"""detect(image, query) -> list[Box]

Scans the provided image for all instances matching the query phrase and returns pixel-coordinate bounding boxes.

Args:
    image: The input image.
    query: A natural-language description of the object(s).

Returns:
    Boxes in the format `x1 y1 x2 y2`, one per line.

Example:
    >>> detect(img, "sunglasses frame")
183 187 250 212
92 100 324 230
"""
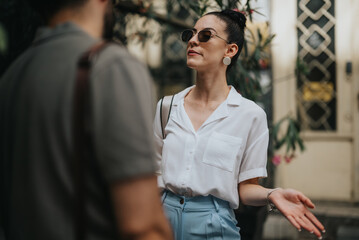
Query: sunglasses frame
181 29 230 44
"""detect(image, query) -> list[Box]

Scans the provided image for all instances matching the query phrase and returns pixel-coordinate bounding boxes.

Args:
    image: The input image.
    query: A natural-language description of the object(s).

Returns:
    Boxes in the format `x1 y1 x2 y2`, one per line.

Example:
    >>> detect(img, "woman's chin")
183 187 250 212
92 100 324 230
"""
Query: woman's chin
186 60 201 70
187 64 196 70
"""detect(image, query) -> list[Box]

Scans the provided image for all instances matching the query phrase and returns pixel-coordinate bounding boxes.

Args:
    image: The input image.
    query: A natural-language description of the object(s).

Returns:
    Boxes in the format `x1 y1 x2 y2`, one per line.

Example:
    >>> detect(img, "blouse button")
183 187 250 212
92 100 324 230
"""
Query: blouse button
180 198 184 204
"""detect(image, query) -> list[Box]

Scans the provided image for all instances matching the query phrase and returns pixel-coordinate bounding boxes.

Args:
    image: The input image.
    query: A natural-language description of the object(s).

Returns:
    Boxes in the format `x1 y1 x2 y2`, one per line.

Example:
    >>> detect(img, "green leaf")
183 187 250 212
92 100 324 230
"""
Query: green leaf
0 24 7 54
243 39 249 57
297 138 305 151
257 28 262 42
275 137 286 149
252 9 266 17
214 0 223 9
228 0 241 9
263 34 275 48
285 136 291 154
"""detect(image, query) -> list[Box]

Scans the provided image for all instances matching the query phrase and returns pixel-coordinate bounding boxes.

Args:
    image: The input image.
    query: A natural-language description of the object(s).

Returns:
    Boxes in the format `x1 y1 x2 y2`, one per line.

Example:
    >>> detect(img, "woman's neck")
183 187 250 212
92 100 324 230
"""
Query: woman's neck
190 70 230 103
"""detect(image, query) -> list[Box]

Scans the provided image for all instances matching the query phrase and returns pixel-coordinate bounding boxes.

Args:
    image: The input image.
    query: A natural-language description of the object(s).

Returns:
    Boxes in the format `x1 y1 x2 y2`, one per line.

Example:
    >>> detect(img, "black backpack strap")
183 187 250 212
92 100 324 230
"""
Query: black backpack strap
160 95 175 139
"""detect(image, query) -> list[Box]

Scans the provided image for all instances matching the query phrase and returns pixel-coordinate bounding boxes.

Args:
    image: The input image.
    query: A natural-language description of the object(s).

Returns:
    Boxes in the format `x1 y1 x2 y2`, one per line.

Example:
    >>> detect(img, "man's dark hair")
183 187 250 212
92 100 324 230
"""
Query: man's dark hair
26 0 88 21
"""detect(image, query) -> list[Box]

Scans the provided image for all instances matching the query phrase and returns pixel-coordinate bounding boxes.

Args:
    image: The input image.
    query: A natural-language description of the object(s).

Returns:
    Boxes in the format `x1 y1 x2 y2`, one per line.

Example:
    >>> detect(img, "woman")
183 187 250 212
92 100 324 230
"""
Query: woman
154 9 325 240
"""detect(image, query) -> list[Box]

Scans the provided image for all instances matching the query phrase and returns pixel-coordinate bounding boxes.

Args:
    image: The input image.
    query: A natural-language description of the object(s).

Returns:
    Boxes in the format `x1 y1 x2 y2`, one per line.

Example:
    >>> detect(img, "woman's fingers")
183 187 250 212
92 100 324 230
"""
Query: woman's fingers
276 188 326 239
286 213 323 239
297 193 325 233
299 214 322 238
305 210 325 232
294 215 310 231
286 215 301 231
298 193 315 208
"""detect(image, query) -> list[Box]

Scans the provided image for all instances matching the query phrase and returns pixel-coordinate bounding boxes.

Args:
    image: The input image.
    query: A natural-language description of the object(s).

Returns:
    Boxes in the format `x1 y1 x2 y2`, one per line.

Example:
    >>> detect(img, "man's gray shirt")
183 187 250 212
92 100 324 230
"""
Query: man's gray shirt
0 22 156 240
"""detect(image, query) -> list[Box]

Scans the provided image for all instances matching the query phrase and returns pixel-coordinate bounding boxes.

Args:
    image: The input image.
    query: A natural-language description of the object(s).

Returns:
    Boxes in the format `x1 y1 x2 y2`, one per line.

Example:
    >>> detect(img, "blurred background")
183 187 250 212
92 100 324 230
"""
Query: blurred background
1 0 358 239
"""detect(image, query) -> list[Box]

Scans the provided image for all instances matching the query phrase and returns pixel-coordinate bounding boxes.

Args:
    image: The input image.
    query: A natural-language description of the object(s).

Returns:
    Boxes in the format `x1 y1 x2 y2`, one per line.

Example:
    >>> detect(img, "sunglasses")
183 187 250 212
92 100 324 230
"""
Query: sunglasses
181 29 229 44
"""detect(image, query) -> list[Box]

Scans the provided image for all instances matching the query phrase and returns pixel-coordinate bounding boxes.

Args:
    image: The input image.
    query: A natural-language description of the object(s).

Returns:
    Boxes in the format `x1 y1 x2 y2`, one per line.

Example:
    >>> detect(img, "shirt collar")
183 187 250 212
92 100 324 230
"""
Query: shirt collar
172 85 242 107
172 86 194 106
227 85 243 106
33 21 94 46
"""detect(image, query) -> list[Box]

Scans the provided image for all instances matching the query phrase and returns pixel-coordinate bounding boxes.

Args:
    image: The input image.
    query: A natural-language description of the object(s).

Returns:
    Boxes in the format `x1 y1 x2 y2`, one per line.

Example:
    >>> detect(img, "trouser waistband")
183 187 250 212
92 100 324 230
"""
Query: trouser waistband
161 190 230 211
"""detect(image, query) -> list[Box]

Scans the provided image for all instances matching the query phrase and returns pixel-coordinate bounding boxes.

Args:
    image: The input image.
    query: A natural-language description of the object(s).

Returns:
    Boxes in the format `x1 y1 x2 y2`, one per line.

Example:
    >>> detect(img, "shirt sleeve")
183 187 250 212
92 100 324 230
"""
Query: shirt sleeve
238 107 269 183
90 46 157 183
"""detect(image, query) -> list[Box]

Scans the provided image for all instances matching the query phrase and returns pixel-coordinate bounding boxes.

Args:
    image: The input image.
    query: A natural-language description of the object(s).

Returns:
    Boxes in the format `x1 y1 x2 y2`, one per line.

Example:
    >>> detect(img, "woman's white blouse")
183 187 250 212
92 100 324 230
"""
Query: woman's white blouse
153 86 268 209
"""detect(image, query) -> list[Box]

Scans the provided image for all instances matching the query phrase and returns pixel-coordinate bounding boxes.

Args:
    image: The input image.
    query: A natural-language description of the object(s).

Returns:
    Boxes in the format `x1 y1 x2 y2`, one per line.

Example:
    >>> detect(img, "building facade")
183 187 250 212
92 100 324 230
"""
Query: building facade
271 0 359 203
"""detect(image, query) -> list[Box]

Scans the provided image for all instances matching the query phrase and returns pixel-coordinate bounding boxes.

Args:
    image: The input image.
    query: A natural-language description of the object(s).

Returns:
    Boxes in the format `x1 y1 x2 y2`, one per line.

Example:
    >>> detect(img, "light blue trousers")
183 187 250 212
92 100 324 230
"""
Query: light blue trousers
162 190 241 240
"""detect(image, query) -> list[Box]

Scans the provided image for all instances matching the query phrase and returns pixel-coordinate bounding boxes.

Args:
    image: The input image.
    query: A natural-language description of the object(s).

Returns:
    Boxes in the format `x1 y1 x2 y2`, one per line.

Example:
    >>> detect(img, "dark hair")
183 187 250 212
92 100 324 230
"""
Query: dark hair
26 0 88 22
205 10 246 72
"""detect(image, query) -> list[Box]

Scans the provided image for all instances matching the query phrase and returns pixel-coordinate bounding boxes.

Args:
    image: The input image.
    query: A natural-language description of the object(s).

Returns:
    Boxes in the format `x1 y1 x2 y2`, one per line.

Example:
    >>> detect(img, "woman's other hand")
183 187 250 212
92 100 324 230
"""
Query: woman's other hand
268 188 325 239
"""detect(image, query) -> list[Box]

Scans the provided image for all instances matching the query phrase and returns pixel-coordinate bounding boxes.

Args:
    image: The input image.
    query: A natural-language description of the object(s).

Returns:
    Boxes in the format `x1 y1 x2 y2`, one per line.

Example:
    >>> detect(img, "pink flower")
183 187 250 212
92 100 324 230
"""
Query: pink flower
272 155 281 166
232 8 239 12
240 11 247 16
284 155 293 163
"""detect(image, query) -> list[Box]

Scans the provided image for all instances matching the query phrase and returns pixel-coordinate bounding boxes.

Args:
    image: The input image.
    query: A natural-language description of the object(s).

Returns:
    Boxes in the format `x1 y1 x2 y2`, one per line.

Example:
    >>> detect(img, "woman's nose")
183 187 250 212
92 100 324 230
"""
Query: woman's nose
188 32 199 46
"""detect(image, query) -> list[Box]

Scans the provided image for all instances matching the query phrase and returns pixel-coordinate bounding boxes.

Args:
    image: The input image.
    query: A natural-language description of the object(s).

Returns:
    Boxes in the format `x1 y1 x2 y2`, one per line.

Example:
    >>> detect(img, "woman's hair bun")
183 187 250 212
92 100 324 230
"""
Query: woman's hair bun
221 9 247 30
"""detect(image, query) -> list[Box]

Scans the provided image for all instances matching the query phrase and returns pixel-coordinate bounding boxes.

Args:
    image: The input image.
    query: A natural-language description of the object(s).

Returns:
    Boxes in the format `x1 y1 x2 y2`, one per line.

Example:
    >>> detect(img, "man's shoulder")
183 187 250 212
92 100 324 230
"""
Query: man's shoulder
89 42 154 100
95 42 144 69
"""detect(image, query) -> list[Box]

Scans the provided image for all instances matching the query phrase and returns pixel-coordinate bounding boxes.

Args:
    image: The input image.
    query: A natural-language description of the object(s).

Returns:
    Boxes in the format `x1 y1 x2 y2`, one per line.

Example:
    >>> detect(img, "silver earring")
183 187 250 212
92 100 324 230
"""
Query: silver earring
223 57 231 66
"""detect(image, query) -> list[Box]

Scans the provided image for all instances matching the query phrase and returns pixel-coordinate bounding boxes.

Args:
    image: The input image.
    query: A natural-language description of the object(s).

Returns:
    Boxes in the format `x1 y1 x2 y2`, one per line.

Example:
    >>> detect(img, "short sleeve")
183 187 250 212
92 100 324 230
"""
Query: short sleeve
238 108 269 183
90 46 157 182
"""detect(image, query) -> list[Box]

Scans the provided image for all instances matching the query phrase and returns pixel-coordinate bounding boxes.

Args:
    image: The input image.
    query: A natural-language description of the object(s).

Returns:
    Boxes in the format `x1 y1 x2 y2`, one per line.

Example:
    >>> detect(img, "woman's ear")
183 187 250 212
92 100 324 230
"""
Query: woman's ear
225 43 239 58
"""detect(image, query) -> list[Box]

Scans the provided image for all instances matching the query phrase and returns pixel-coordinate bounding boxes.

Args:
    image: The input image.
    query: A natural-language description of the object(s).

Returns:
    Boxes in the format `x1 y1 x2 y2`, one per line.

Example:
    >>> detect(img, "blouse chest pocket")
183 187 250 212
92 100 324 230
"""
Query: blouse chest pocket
202 132 242 172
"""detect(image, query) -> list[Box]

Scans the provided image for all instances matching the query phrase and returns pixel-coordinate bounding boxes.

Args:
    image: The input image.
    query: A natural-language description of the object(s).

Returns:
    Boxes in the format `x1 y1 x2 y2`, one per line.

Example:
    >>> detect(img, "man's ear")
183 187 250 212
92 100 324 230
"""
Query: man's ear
225 43 239 58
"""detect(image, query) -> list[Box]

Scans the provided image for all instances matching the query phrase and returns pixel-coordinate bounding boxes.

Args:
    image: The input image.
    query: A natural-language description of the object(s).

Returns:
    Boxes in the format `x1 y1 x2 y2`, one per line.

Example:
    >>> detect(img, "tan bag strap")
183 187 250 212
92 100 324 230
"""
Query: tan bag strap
73 41 110 240
160 95 175 139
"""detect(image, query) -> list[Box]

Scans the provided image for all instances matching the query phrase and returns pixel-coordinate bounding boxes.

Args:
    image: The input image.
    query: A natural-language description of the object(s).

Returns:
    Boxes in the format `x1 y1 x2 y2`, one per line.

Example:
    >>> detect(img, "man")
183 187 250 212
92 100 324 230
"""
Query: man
0 0 172 239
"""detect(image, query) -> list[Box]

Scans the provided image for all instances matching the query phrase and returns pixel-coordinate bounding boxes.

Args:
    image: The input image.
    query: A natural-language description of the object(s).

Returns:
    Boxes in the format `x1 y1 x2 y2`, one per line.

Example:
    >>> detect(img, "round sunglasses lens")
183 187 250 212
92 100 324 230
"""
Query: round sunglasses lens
181 30 193 42
198 31 211 42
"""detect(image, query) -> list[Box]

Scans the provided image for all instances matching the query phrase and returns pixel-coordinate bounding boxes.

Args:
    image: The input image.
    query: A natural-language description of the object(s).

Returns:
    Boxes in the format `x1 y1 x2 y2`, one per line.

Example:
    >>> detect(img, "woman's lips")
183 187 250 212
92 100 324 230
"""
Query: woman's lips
188 50 201 56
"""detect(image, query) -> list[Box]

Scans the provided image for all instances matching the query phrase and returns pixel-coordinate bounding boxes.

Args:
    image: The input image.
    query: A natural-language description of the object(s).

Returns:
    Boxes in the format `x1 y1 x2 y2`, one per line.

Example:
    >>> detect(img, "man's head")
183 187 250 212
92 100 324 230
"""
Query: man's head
102 0 115 40
27 0 88 22
27 0 115 39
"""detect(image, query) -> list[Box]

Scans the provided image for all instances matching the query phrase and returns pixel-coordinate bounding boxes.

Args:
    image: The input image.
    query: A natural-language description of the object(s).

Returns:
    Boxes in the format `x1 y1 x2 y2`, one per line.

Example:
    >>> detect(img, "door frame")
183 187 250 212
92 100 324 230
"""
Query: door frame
352 0 359 202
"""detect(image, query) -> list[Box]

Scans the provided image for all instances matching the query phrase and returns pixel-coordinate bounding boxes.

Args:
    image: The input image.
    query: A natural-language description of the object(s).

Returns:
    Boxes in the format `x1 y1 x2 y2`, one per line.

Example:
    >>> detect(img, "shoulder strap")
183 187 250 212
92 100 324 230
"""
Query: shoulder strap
160 95 175 139
73 41 109 240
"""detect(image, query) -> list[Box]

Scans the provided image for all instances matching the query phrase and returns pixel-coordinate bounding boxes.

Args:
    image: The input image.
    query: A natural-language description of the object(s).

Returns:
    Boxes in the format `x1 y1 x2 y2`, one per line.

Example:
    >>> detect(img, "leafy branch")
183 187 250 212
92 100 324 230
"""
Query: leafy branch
228 25 276 101
271 116 305 165
270 58 310 166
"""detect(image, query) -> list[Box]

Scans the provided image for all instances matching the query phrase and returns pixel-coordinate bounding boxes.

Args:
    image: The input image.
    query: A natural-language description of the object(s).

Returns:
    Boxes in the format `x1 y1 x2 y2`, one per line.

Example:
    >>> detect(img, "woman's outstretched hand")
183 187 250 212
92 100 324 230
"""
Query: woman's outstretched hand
268 188 325 239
